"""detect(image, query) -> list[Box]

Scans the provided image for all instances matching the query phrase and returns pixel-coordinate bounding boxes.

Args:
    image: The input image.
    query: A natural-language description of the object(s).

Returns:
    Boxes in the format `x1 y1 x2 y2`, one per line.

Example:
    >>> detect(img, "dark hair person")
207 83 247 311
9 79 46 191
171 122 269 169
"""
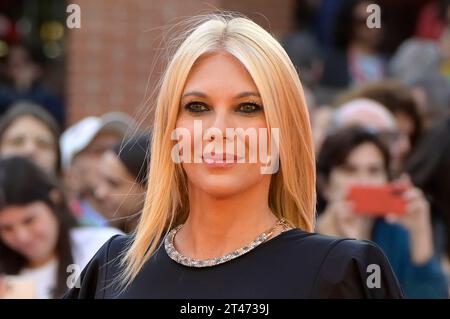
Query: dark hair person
337 80 423 168
0 101 62 175
112 133 150 187
65 13 402 299
95 133 151 233
0 157 121 298
316 126 448 298
407 118 450 263
0 43 65 126
321 0 387 88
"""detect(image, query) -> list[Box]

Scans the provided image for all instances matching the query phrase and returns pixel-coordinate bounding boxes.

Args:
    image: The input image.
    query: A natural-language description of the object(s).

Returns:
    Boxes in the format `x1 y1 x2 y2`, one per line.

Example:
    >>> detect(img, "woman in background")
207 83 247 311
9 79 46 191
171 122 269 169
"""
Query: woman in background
0 157 121 298
321 0 387 88
337 80 423 175
95 133 151 233
0 101 61 176
407 118 450 278
316 126 448 298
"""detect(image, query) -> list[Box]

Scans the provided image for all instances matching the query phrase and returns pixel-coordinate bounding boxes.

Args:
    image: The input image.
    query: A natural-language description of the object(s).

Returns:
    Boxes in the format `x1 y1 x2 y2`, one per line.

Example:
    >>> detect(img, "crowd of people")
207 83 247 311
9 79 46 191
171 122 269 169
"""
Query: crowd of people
0 0 449 298
291 0 450 298
0 102 151 298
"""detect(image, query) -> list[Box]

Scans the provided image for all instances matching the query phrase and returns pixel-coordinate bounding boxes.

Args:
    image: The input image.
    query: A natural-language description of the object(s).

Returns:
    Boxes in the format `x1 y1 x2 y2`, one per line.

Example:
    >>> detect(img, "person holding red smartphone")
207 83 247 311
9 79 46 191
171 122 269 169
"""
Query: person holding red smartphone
316 126 448 298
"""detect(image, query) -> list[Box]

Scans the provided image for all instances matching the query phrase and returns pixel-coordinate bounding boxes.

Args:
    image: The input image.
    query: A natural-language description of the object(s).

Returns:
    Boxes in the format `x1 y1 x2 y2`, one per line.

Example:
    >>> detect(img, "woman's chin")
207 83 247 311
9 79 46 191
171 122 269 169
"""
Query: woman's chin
184 164 267 198
195 177 251 198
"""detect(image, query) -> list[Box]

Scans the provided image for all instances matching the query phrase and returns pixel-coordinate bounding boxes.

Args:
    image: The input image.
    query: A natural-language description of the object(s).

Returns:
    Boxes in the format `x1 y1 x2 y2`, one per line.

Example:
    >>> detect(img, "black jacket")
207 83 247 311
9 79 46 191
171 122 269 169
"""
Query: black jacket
64 229 403 299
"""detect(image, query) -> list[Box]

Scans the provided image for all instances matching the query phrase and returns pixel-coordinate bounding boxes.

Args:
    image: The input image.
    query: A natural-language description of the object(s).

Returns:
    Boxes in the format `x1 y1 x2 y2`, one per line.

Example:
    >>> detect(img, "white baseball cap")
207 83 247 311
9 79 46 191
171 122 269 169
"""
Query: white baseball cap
60 112 135 168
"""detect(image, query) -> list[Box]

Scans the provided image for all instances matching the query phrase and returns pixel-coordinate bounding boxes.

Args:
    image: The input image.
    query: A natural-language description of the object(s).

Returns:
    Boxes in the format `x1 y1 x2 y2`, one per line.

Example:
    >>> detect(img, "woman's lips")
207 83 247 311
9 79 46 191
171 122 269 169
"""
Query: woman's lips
201 153 244 167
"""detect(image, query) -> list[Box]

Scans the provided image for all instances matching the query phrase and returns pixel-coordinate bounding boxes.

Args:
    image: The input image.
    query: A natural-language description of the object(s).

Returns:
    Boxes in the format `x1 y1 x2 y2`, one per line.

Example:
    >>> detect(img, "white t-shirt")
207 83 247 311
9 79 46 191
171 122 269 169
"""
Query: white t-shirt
19 227 122 299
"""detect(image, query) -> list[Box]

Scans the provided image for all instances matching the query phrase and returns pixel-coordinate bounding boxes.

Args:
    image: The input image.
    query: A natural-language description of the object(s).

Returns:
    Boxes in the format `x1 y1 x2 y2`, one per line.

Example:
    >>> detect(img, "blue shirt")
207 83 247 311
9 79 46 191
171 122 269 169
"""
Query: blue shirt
373 219 449 298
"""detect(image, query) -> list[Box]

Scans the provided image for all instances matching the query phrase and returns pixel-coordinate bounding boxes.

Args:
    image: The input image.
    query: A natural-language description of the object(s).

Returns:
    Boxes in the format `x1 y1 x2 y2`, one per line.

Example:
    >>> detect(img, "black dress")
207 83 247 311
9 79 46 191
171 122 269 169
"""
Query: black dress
63 228 403 298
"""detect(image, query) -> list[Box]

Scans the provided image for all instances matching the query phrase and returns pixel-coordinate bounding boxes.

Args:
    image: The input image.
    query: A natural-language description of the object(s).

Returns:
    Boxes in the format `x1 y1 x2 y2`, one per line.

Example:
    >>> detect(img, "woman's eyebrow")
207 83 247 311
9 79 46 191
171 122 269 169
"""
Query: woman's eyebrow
181 91 261 98
235 92 261 98
182 91 207 98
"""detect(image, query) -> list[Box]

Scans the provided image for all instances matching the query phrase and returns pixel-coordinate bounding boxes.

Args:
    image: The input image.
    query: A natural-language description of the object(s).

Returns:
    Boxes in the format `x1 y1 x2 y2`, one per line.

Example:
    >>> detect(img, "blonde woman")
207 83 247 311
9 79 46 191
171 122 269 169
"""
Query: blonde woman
64 13 403 298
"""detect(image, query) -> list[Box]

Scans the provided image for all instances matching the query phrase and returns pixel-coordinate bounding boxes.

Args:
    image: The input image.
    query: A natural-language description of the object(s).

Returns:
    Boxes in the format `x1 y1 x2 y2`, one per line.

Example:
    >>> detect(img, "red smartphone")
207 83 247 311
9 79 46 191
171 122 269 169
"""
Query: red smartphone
347 184 406 217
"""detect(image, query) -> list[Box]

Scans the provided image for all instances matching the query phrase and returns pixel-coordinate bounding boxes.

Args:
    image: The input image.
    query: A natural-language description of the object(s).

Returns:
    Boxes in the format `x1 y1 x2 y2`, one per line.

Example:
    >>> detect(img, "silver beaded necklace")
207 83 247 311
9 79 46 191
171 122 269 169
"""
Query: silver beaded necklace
165 218 291 267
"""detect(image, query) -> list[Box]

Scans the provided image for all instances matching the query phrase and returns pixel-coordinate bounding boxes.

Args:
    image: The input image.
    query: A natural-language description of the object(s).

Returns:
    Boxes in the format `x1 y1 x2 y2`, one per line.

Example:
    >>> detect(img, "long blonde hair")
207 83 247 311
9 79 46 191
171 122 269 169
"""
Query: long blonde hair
120 12 316 287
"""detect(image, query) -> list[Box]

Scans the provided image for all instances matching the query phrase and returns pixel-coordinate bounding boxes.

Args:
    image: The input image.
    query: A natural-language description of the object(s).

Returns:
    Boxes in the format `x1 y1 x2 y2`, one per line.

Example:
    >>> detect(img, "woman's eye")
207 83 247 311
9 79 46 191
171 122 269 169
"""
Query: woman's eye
237 102 262 113
107 177 120 189
23 216 35 225
184 102 209 113
369 166 384 176
340 164 356 175
36 138 55 150
5 136 25 147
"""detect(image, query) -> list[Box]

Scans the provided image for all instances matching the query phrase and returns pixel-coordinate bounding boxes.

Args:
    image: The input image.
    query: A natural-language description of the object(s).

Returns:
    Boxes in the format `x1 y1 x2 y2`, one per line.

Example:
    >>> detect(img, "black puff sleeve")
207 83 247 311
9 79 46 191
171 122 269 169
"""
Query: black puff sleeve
63 234 122 299
311 239 404 298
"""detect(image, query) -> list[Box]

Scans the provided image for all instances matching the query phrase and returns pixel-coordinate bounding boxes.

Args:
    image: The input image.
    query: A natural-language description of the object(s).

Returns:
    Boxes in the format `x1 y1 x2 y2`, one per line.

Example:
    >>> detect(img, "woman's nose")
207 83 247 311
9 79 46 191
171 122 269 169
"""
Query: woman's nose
22 140 38 156
213 111 229 132
94 183 108 201
356 173 382 186
13 226 32 245
207 109 232 141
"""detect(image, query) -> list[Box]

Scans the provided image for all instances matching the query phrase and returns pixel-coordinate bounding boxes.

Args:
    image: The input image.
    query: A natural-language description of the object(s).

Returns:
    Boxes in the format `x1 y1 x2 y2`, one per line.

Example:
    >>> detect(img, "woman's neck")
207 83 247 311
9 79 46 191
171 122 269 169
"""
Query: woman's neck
27 253 57 269
174 179 280 260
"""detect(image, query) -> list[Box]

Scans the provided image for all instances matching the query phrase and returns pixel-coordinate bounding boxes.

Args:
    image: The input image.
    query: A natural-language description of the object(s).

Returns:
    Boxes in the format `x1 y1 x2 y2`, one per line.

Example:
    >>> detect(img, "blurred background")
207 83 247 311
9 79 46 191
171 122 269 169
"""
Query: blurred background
0 0 449 299
0 0 302 126
0 0 448 125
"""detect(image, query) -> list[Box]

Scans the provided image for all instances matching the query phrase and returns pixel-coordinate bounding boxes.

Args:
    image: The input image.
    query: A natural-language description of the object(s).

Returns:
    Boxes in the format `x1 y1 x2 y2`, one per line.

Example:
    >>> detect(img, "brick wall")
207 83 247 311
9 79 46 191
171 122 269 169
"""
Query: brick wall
66 0 295 126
